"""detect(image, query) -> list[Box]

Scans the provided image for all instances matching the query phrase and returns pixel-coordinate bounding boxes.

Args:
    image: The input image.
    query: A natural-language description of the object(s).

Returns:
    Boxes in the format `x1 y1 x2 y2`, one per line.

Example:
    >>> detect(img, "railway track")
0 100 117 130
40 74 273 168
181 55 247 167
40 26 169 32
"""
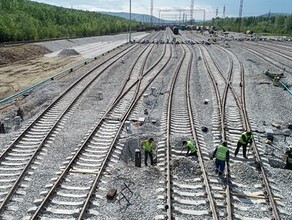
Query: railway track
250 40 292 55
151 31 284 219
0 43 140 211
200 43 282 219
0 32 165 217
15 42 172 219
231 41 292 75
152 44 219 219
0 30 291 219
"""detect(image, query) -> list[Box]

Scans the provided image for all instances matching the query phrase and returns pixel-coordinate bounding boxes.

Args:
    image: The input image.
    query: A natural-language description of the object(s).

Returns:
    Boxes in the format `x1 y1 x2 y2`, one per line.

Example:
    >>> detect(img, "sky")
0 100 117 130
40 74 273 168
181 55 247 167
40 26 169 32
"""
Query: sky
32 0 292 20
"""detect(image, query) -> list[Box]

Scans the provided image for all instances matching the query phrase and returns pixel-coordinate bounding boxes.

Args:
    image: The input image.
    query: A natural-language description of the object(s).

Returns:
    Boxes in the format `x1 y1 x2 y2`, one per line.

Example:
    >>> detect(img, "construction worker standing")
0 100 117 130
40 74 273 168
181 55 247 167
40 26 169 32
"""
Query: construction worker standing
183 140 198 157
234 131 254 159
284 146 292 170
212 141 229 176
141 138 154 166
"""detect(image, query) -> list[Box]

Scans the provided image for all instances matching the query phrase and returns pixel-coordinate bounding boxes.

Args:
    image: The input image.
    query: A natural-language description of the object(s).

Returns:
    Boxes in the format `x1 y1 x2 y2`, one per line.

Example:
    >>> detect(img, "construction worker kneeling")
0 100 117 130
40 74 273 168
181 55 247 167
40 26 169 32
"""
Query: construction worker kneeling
182 140 198 157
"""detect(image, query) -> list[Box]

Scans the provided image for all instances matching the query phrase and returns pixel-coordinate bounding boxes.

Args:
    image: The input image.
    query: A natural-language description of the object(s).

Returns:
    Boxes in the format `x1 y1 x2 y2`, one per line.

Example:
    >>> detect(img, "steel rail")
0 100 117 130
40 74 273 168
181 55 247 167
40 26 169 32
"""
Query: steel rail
78 44 172 220
198 44 234 219
198 46 222 121
207 43 280 219
29 42 153 219
30 43 171 219
216 45 281 220
0 31 159 105
246 41 292 62
119 42 155 120
191 33 281 219
233 43 292 95
217 53 233 220
112 34 161 103
236 51 281 220
0 45 141 211
232 42 292 75
0 43 138 162
185 44 219 219
106 43 153 108
0 44 140 213
108 43 168 109
165 45 187 219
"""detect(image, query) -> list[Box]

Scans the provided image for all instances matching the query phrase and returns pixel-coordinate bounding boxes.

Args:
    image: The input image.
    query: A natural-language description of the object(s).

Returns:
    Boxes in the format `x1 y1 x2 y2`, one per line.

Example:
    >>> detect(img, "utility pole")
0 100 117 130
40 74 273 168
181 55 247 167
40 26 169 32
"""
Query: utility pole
223 5 226 18
129 0 131 42
190 0 194 24
150 0 153 26
238 0 243 32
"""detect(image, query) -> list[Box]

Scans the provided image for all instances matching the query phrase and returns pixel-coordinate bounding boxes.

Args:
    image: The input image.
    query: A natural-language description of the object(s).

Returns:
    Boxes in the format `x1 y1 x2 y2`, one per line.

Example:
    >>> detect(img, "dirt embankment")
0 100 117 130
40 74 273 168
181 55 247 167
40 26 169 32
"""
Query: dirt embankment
0 44 83 100
0 44 50 65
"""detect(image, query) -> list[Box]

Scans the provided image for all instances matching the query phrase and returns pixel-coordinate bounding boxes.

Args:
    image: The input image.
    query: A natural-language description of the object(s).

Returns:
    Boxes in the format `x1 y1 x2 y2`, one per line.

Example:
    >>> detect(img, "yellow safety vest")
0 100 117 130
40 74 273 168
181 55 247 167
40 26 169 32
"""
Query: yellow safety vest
215 145 229 161
141 140 153 152
187 140 197 153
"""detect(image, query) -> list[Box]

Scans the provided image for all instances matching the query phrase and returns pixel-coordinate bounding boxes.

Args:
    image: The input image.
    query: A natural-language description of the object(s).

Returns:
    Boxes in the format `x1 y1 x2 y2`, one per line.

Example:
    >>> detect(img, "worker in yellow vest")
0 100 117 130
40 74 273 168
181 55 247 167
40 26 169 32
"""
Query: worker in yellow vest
234 131 254 159
183 140 197 157
141 138 154 166
212 141 230 176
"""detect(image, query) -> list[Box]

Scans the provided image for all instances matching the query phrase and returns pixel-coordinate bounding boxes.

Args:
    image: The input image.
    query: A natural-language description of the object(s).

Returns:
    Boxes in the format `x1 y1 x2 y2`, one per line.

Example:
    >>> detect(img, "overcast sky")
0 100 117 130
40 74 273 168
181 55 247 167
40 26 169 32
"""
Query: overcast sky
32 0 292 20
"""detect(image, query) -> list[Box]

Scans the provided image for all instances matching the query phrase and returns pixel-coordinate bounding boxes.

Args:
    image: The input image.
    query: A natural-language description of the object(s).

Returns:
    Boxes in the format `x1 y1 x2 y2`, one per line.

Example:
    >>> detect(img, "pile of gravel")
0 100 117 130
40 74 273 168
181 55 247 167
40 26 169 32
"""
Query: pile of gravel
57 49 80 56
230 162 259 184
171 157 201 178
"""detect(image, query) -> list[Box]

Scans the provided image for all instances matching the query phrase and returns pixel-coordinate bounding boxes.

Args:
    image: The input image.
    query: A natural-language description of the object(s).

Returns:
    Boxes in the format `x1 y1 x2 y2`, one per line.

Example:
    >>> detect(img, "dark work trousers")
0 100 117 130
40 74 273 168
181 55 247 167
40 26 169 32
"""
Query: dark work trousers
145 151 154 166
235 141 248 158
215 159 226 175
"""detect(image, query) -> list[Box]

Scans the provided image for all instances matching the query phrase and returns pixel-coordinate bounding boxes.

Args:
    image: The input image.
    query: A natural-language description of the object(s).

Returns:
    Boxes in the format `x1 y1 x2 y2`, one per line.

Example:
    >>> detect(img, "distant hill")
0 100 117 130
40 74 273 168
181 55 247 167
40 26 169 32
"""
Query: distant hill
0 0 139 43
100 11 174 24
102 11 291 23
259 12 290 17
